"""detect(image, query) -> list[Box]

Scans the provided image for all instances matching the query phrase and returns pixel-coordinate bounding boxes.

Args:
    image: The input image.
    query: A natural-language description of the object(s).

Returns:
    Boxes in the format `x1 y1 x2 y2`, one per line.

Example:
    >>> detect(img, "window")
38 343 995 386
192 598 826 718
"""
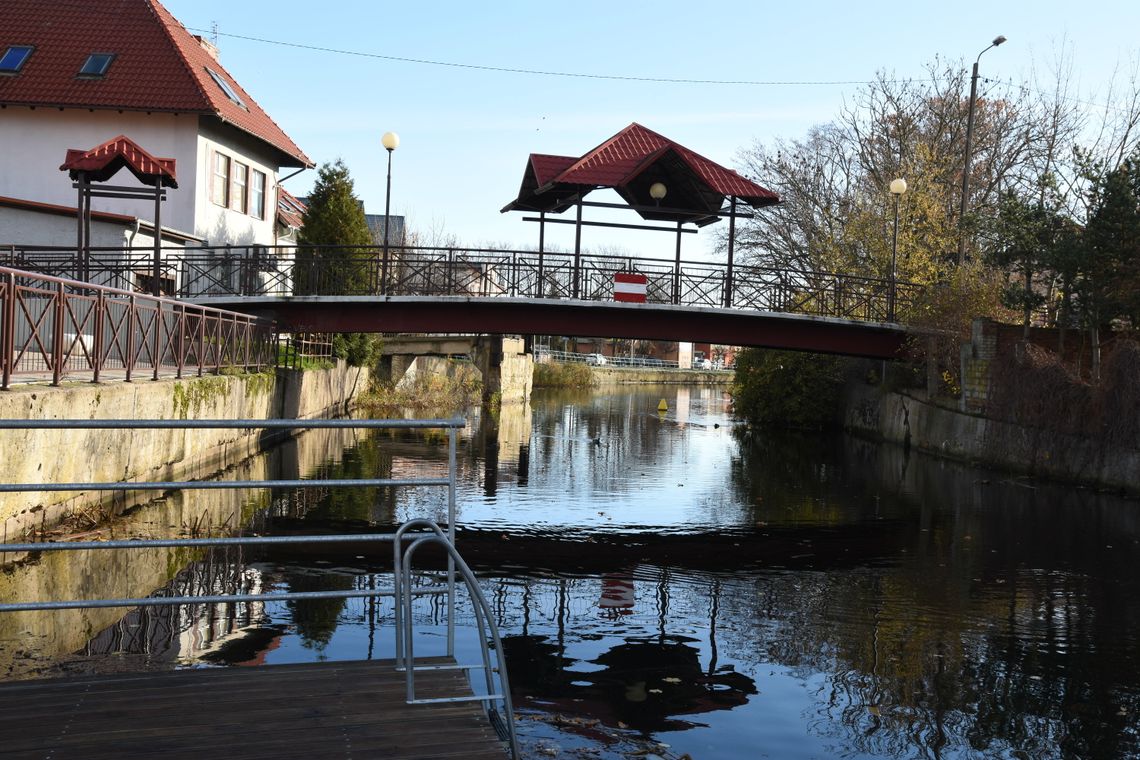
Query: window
78 53 115 78
0 45 33 74
230 161 248 213
205 67 246 108
251 170 266 220
212 152 230 207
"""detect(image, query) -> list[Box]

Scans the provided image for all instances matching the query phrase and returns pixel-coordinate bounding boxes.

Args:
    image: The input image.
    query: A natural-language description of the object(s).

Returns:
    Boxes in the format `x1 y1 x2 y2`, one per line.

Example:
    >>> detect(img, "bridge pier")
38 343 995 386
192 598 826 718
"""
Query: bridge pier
380 335 533 405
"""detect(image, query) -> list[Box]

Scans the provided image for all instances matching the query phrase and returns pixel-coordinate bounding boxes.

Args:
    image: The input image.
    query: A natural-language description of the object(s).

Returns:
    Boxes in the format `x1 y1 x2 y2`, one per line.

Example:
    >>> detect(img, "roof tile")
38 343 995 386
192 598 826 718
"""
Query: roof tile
0 0 310 167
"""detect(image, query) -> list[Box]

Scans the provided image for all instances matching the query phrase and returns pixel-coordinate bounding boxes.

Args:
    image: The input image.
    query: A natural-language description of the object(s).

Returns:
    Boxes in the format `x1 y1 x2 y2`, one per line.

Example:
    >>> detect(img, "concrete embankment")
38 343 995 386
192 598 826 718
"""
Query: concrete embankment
0 362 370 536
844 384 1140 495
591 367 732 385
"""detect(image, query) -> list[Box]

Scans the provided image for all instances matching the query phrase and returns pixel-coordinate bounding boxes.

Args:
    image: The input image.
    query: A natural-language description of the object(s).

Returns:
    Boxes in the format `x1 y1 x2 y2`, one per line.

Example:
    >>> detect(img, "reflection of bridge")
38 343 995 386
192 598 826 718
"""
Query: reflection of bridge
9 244 924 359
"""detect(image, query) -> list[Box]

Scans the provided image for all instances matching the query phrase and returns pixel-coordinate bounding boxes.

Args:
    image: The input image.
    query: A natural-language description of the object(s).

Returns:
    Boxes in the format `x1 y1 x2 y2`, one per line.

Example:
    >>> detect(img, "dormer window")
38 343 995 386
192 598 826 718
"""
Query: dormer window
206 67 247 109
0 45 34 74
78 53 115 78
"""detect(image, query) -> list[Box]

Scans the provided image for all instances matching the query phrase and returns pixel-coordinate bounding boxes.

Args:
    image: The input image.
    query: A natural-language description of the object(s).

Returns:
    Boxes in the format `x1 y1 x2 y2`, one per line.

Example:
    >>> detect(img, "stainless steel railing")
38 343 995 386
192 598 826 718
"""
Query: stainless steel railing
0 416 519 759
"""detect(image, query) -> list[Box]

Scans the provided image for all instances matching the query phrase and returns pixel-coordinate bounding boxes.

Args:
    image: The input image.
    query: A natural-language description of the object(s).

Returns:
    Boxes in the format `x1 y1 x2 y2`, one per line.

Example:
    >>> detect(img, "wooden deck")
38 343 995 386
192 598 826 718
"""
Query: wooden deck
0 658 510 759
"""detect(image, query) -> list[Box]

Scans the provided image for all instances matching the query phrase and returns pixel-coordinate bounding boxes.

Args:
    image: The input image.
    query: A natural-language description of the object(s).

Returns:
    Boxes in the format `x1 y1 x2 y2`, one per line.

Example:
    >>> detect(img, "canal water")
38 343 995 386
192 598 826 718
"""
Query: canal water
4 385 1140 758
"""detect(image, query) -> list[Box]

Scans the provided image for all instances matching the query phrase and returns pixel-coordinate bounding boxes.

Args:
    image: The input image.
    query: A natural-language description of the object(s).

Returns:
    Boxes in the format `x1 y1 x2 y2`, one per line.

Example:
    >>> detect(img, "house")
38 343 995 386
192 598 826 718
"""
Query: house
0 0 312 264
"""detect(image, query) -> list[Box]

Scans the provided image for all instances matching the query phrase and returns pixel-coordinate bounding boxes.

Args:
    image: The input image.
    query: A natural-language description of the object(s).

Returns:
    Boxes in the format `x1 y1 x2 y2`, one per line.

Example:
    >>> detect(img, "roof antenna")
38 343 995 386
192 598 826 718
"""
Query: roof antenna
210 21 219 49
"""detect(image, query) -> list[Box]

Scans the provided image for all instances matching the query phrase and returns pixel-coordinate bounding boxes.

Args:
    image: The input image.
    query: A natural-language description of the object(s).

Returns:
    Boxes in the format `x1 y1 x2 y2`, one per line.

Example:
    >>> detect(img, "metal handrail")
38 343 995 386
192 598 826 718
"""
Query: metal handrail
8 243 924 323
0 416 519 759
0 265 276 390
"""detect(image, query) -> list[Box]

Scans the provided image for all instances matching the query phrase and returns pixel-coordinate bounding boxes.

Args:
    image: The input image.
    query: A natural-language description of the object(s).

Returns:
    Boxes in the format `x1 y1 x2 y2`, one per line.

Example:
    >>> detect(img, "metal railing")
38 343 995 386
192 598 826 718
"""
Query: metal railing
0 265 276 390
534 346 682 368
7 243 925 324
0 417 519 759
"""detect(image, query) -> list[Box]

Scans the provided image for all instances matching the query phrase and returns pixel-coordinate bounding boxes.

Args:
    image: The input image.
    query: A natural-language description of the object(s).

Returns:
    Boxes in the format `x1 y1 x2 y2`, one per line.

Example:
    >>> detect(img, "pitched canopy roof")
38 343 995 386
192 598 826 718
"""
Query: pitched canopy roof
61 134 178 188
0 0 311 168
503 123 779 224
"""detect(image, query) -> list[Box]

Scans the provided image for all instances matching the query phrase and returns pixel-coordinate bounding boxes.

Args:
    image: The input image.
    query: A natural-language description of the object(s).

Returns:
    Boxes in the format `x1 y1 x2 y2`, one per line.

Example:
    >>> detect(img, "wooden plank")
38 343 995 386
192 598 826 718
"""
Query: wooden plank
0 659 508 760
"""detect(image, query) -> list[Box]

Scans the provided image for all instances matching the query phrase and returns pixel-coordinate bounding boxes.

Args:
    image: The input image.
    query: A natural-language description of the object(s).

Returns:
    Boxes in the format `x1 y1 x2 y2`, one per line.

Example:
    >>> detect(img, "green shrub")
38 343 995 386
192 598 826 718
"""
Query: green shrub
731 348 845 429
533 361 593 388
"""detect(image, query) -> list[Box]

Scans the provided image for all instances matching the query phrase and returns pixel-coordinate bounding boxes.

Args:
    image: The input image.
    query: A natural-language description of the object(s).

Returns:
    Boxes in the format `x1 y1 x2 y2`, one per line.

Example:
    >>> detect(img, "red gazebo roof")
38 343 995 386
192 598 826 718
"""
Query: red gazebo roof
502 123 778 223
60 134 178 188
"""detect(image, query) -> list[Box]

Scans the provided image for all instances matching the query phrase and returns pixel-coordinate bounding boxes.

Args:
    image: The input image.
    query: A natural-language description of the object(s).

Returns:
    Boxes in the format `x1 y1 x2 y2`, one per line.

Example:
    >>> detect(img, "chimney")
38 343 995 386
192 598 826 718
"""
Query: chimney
194 35 220 62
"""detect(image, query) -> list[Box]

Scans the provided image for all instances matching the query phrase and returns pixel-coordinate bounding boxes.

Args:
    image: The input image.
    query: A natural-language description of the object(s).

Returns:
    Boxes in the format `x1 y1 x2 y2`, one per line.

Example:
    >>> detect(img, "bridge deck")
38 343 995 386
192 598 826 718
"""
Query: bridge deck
0 658 508 760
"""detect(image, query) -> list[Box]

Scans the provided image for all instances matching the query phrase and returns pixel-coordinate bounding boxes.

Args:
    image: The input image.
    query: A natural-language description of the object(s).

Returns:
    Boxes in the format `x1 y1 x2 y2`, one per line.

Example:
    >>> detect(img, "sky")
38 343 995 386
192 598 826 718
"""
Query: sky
164 0 1140 259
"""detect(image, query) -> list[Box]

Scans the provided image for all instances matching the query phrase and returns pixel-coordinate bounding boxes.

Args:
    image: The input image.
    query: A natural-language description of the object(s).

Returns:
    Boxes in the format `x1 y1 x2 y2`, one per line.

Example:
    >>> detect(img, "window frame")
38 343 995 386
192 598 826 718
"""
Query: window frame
212 152 231 208
230 161 249 214
0 45 34 74
250 170 267 220
78 52 115 78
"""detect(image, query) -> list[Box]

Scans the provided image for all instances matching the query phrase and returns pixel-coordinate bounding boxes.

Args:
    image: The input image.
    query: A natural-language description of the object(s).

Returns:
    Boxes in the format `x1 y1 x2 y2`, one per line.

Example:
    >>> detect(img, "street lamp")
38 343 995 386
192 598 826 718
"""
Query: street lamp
889 178 907 322
381 131 400 293
649 181 667 205
958 34 1006 264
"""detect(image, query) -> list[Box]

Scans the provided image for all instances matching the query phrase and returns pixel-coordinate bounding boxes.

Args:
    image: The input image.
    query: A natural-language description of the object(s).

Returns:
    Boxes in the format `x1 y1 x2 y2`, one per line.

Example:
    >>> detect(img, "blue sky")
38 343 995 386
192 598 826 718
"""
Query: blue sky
165 0 1140 257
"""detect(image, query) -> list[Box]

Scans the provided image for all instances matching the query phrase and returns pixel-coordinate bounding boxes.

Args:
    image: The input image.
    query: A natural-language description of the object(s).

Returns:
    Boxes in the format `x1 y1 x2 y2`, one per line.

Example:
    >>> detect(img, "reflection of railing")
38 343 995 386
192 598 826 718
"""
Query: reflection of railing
0 265 275 390
9 244 924 324
0 417 519 759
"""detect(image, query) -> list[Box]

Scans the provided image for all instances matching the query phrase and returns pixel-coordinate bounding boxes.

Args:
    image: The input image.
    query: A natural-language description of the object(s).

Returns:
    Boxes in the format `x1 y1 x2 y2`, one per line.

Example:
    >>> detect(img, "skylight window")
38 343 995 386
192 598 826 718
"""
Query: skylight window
78 53 115 77
206 67 247 109
0 45 34 74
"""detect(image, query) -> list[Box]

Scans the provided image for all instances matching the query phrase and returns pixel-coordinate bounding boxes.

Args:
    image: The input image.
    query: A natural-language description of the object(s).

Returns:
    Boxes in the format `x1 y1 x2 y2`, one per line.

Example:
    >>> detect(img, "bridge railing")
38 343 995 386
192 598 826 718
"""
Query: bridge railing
0 265 276 390
6 244 922 323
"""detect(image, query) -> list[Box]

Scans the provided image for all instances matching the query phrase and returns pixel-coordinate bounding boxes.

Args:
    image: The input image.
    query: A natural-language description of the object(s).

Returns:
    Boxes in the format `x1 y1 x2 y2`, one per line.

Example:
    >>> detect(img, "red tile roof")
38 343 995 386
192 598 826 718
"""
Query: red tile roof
559 123 777 204
276 187 306 230
503 123 778 218
0 0 310 167
60 134 178 187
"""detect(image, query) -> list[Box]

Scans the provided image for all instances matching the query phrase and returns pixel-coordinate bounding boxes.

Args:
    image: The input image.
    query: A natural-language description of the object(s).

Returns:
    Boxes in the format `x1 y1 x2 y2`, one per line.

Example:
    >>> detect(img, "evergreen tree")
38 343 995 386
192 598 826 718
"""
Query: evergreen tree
296 159 380 366
297 159 375 295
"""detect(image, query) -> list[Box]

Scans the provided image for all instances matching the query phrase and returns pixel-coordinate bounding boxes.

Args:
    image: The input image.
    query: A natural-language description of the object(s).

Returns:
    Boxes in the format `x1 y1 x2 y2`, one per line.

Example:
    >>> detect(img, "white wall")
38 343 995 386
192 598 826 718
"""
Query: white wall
0 108 199 234
194 123 283 246
0 107 294 248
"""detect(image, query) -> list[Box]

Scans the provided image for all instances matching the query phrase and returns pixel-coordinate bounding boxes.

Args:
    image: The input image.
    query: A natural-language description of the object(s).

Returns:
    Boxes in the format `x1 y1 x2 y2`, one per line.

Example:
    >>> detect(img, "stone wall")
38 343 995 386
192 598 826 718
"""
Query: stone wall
592 368 733 385
0 362 370 536
844 384 1140 495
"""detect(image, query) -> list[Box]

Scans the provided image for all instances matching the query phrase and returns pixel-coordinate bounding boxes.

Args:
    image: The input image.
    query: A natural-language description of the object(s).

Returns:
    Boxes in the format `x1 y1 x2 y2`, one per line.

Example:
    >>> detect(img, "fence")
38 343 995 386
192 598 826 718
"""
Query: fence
7 244 924 323
0 265 276 390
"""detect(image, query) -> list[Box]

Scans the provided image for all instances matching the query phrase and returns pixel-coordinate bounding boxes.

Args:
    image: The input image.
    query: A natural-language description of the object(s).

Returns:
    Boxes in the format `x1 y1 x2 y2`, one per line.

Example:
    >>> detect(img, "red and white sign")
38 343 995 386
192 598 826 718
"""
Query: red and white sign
613 272 647 303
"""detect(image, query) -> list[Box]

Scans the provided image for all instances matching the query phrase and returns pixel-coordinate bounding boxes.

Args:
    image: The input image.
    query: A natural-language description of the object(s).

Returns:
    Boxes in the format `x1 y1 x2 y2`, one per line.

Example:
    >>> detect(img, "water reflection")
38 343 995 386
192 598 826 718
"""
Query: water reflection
2 386 1139 759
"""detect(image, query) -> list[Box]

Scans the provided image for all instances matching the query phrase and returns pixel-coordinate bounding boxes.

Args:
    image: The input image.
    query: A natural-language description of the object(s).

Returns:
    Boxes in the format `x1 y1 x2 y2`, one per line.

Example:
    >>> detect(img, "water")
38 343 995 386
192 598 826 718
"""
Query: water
6 385 1140 758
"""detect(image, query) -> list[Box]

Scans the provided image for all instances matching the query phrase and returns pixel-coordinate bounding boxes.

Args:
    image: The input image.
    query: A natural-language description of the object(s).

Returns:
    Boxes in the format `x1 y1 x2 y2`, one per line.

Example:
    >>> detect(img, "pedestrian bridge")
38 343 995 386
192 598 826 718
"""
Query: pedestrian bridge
7 244 925 360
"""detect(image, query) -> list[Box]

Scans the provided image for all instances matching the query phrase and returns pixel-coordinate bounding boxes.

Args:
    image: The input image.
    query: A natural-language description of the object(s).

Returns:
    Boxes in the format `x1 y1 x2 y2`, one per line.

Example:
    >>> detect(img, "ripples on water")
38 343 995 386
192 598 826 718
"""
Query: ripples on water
4 385 1139 759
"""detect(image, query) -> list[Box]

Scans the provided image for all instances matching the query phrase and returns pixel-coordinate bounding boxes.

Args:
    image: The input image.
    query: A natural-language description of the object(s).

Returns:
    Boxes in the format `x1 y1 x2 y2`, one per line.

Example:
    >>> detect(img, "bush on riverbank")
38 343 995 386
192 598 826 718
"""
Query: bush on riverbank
359 360 482 413
731 348 845 429
533 361 593 388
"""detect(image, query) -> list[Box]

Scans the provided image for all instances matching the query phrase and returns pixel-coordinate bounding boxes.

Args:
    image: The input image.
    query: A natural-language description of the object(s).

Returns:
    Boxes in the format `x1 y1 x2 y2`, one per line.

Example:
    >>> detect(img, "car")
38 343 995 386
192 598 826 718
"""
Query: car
586 353 607 366
697 358 712 370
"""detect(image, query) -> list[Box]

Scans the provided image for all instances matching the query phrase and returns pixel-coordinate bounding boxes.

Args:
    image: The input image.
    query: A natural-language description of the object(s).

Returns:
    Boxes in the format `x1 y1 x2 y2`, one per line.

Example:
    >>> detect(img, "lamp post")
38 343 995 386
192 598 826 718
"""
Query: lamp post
380 131 399 293
889 178 907 322
958 34 1006 264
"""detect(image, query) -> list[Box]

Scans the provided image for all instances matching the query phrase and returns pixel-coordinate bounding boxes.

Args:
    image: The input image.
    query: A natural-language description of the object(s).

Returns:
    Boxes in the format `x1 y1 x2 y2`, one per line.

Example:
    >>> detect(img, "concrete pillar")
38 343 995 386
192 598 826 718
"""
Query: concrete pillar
474 335 503 404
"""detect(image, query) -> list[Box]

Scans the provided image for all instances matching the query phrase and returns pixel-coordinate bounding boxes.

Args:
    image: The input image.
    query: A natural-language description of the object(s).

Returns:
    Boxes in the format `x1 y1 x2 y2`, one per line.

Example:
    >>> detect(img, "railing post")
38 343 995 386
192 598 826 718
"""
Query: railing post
124 294 135 383
152 299 161 381
196 309 205 377
1 271 14 390
724 197 737 308
92 289 105 384
673 222 682 305
51 280 65 386
175 303 185 379
573 199 583 299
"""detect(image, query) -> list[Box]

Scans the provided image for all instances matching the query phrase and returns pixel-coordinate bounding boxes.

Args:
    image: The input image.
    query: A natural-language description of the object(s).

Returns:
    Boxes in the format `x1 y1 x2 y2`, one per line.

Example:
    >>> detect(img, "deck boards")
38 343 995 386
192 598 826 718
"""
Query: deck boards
0 658 509 759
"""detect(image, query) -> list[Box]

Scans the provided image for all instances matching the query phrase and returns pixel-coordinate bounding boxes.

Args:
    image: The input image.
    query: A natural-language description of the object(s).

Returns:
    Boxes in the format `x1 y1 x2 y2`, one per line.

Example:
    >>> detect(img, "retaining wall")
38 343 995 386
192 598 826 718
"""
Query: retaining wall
592 367 733 385
0 362 370 536
844 384 1140 495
